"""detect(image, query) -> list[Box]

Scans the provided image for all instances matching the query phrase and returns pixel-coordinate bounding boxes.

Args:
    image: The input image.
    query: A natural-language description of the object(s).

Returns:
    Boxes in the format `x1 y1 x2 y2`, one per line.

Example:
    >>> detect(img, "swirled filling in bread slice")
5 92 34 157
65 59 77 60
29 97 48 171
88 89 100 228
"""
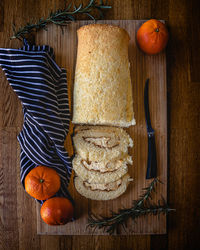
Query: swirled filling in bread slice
81 158 123 172
74 174 133 200
73 126 133 162
73 154 132 173
73 126 133 200
83 136 119 149
72 155 132 184
83 178 122 191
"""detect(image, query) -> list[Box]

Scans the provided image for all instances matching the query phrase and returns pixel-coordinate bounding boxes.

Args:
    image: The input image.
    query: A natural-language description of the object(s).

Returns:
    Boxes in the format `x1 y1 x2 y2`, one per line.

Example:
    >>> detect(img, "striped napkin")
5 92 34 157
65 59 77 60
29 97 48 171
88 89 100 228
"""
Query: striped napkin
0 45 73 204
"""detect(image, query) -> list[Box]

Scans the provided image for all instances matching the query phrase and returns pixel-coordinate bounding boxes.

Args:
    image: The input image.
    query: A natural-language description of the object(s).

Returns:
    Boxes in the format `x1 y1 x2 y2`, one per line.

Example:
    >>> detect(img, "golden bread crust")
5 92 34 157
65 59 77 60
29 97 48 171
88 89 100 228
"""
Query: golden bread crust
72 24 135 127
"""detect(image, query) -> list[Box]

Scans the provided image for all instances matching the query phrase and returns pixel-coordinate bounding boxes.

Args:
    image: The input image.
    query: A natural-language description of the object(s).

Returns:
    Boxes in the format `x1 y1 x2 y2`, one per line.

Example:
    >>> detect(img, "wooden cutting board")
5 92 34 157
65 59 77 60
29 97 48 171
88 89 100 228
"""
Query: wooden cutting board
35 20 167 235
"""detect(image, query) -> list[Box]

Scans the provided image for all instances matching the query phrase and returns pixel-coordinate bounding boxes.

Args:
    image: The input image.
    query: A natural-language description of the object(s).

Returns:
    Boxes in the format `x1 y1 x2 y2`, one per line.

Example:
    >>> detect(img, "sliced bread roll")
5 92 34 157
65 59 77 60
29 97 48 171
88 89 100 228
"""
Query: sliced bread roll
73 155 132 184
73 126 133 162
72 24 136 127
74 174 132 200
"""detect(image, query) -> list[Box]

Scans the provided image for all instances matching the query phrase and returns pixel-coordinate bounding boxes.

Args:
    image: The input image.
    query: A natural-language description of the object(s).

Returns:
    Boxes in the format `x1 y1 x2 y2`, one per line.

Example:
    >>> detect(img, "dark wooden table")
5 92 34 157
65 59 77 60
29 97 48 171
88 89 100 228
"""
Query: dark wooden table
0 0 199 249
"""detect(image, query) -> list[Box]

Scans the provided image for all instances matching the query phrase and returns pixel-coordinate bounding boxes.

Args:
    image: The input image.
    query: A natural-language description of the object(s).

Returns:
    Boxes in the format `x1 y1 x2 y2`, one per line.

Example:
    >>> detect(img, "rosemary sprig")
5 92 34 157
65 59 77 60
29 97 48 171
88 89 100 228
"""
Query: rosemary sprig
11 0 112 40
87 178 175 234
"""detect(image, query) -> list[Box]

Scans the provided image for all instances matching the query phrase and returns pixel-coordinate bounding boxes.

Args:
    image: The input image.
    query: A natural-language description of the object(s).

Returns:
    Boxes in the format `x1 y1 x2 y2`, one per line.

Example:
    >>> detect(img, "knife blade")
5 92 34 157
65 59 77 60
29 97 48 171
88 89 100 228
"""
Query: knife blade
144 79 157 179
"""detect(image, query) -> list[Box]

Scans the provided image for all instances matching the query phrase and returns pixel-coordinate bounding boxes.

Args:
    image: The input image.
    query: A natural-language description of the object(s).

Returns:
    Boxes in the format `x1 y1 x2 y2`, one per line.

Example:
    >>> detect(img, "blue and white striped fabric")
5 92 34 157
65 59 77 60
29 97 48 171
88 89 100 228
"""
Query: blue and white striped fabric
0 45 73 204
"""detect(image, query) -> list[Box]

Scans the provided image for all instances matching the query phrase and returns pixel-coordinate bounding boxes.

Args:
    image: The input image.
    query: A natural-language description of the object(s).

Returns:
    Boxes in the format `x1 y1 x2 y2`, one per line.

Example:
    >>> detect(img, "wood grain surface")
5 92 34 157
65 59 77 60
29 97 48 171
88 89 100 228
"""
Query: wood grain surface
0 0 199 249
35 20 167 235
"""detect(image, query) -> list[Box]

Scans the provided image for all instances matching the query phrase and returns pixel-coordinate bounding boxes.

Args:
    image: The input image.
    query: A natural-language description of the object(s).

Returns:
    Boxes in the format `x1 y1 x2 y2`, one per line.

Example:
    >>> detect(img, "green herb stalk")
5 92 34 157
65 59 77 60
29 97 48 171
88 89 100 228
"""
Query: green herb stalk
11 0 112 40
87 178 175 234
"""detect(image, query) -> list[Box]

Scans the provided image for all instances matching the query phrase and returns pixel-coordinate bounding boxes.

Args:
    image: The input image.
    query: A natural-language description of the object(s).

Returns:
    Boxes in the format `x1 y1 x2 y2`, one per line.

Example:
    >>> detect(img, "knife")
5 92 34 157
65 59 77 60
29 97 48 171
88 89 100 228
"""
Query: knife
144 79 157 179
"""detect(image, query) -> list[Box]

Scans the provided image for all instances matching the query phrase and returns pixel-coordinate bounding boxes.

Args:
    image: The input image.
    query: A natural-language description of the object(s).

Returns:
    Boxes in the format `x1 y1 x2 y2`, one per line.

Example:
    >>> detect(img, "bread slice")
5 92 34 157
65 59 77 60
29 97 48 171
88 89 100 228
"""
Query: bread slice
72 155 132 184
74 174 132 200
72 24 136 127
73 126 133 162
73 154 133 173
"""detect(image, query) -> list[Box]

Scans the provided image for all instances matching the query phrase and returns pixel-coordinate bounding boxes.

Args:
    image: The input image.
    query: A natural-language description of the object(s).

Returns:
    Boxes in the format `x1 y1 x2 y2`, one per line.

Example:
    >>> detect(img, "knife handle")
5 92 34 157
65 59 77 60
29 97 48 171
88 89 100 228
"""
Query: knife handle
146 132 157 179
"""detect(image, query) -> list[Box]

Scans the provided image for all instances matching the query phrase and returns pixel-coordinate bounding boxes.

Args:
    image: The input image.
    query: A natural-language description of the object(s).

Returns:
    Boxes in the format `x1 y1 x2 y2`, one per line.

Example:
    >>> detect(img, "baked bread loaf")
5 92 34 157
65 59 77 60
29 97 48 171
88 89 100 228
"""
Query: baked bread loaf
73 126 133 162
72 24 136 127
72 155 132 184
74 174 132 200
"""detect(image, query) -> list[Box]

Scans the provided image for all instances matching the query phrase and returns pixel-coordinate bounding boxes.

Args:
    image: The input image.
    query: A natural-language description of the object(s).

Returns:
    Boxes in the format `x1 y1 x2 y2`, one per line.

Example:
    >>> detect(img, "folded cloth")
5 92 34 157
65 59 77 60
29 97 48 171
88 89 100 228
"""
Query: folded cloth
0 45 73 204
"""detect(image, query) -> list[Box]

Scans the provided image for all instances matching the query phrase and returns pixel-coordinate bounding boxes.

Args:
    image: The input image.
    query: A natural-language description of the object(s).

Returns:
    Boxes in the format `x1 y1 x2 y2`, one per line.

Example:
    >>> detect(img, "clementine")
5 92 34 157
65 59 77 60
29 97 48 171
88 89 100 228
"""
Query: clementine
25 166 60 200
136 19 169 55
40 197 74 225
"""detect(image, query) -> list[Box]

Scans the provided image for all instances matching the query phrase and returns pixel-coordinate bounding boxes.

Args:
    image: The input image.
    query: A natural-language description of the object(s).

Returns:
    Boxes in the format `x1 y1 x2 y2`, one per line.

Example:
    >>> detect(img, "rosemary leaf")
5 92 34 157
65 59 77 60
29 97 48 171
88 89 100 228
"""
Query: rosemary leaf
87 178 175 234
10 0 112 40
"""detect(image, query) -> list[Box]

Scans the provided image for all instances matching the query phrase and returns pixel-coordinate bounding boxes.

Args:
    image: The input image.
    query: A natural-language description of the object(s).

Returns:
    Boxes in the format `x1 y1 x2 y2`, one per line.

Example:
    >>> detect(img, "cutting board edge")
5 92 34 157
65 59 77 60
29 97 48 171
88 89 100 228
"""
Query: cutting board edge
36 19 168 235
